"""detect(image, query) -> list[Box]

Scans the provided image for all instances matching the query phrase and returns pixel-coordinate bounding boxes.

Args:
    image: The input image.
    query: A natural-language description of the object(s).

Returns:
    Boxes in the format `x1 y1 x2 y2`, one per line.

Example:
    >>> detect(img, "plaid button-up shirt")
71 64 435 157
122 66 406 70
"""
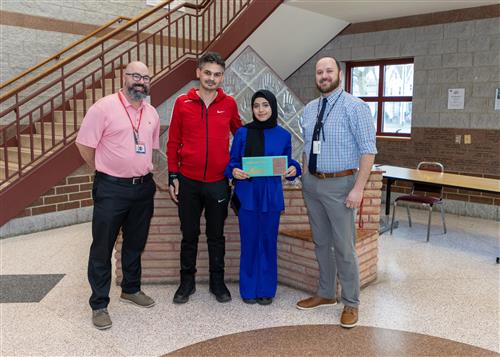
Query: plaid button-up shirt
300 88 377 173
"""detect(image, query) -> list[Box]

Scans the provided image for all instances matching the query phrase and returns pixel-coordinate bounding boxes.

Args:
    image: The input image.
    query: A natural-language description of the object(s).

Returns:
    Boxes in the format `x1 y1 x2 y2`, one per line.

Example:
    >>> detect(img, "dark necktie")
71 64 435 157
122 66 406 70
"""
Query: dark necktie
308 97 328 174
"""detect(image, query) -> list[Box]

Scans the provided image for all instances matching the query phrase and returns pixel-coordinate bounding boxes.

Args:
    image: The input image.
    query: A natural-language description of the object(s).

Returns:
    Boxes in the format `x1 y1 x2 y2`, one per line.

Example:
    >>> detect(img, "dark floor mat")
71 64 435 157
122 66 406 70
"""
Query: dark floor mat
0 274 65 303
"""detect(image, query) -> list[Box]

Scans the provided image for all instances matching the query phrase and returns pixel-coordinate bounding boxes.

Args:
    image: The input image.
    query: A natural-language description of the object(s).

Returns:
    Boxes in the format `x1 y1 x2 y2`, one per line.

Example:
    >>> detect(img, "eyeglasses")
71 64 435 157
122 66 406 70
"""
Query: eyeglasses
125 72 151 83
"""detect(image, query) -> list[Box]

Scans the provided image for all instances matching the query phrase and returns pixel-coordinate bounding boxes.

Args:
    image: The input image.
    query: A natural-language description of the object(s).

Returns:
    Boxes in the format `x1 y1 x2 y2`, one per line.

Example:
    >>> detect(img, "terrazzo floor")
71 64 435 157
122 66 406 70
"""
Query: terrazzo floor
1 209 499 356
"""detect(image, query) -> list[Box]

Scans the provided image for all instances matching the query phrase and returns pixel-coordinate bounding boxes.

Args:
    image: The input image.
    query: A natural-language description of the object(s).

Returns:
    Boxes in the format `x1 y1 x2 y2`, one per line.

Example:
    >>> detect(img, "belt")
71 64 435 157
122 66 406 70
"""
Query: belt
312 169 357 179
96 171 153 185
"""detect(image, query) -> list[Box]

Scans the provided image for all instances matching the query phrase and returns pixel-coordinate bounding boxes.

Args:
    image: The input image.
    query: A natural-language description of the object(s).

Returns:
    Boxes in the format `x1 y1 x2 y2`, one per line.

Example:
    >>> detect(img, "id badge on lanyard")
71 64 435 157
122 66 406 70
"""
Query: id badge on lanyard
135 142 146 154
118 92 146 155
134 131 146 154
312 140 321 154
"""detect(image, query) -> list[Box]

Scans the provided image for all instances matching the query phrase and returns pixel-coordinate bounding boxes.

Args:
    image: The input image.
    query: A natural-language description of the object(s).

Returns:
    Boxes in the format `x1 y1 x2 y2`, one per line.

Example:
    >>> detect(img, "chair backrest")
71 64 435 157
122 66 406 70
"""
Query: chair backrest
413 161 444 198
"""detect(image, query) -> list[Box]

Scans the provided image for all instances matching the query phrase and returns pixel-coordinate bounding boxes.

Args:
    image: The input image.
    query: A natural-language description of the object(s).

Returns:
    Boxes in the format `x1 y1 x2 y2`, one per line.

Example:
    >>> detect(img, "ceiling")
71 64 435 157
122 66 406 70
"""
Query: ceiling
286 0 499 23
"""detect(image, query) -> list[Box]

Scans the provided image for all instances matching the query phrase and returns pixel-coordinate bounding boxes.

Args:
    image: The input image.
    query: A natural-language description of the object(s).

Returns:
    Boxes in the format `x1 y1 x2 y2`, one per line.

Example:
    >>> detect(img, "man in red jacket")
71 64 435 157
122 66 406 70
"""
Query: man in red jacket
167 52 241 304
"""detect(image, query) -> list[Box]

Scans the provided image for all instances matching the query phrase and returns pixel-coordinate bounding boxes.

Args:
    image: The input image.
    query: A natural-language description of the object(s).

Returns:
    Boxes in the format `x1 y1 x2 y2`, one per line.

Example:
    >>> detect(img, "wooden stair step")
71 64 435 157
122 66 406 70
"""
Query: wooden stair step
54 110 85 123
84 88 113 100
19 133 64 150
0 147 42 164
0 159 34 180
35 122 78 137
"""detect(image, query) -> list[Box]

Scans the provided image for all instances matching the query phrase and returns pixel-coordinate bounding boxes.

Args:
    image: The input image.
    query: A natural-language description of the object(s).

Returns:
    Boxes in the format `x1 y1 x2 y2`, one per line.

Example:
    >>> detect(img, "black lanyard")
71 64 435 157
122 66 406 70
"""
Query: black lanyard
314 90 342 141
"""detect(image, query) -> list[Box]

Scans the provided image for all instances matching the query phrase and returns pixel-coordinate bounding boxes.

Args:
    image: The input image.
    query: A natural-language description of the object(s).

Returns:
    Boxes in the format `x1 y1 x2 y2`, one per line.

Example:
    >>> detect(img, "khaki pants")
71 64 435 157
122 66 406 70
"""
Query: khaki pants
301 173 360 307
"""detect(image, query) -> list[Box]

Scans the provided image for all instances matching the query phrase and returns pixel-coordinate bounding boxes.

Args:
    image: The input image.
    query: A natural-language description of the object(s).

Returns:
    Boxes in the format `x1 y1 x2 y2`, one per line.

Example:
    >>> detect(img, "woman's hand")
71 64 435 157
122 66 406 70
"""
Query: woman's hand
232 167 250 180
285 165 297 177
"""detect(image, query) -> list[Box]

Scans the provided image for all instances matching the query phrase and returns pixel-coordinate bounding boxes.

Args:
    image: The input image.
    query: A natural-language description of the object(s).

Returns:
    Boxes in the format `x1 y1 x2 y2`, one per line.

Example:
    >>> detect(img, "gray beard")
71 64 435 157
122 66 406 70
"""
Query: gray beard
127 85 148 101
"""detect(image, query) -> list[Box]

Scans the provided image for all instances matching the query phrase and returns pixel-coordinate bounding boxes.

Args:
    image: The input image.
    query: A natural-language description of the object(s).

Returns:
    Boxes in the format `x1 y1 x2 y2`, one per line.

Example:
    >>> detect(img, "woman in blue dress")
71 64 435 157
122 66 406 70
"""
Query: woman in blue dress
225 89 301 305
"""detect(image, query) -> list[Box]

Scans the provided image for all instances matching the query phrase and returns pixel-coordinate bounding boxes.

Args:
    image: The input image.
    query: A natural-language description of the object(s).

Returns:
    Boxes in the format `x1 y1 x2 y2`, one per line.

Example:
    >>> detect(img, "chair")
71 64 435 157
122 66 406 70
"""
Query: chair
390 162 447 242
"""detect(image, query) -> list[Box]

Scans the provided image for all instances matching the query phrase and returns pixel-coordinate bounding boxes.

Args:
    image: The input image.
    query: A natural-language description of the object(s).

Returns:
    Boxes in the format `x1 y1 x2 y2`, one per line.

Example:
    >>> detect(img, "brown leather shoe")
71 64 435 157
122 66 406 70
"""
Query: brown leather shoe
296 296 337 310
340 305 358 328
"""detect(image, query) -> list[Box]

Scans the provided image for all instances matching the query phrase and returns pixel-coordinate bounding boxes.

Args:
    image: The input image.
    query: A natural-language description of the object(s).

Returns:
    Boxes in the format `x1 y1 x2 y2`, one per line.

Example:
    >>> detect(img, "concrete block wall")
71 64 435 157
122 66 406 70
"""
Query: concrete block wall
285 13 500 218
287 17 499 131
0 0 150 82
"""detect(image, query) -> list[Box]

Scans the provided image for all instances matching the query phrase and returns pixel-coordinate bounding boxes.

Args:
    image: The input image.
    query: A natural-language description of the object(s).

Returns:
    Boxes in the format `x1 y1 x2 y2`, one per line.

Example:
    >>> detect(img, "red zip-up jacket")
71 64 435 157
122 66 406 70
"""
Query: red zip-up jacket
167 87 242 182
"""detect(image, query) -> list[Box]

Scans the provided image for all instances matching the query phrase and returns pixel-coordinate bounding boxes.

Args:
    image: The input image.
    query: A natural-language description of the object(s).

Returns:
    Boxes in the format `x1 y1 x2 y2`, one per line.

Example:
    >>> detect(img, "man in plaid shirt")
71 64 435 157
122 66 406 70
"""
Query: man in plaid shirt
296 57 377 329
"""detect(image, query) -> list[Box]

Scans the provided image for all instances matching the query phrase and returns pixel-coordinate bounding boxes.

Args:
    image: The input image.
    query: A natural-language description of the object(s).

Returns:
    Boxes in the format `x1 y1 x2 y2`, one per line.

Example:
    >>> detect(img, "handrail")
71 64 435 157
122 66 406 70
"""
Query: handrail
0 0 214 102
0 16 132 91
0 0 176 101
0 0 254 187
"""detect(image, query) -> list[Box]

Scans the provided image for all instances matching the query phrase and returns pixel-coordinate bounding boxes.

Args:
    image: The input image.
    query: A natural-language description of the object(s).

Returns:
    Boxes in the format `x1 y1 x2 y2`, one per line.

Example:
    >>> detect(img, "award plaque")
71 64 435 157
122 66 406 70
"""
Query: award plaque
242 156 288 177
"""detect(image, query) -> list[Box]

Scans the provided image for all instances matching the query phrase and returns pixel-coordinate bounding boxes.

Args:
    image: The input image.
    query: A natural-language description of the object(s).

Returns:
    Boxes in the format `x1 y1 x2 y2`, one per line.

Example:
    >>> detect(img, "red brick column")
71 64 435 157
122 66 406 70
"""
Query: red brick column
115 170 383 291
277 171 382 293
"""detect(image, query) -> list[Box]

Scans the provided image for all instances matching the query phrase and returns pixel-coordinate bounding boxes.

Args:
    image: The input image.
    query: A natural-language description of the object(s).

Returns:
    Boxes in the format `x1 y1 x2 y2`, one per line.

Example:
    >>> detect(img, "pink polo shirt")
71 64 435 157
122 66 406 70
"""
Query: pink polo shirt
76 91 160 177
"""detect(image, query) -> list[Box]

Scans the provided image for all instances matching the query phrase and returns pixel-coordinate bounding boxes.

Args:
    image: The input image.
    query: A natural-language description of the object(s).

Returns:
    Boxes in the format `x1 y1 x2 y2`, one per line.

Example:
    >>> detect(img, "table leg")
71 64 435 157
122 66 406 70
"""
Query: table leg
380 178 398 234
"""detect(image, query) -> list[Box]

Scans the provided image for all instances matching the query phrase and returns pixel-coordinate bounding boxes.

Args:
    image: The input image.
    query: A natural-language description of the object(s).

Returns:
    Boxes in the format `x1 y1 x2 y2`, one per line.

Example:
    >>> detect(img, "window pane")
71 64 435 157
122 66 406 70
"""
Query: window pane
384 63 413 96
351 66 379 97
382 102 412 134
365 102 378 129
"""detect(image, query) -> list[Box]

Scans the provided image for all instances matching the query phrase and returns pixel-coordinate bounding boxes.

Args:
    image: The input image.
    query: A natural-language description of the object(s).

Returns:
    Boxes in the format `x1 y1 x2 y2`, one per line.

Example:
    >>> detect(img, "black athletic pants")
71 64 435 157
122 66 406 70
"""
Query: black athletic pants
177 175 230 284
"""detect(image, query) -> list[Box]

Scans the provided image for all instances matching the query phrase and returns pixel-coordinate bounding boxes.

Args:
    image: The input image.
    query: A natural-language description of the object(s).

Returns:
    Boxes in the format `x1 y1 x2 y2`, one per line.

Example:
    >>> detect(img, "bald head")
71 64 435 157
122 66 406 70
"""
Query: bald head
123 61 151 102
125 61 149 75
315 57 342 95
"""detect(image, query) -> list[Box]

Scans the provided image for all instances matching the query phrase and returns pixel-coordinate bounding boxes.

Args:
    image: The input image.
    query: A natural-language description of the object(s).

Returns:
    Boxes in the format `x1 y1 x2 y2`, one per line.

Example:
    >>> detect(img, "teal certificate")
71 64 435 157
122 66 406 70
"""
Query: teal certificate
242 156 288 177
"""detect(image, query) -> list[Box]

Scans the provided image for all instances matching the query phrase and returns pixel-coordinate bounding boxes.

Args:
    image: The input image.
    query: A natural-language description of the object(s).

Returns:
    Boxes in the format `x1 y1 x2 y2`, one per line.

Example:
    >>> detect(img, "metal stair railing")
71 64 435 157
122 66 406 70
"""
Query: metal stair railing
0 0 251 187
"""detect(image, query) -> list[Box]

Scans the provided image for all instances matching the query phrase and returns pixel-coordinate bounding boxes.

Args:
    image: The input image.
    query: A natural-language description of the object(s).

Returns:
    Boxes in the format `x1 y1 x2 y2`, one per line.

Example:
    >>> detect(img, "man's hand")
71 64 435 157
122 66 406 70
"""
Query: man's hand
168 173 179 203
232 168 249 180
155 181 169 192
285 165 297 178
345 187 363 209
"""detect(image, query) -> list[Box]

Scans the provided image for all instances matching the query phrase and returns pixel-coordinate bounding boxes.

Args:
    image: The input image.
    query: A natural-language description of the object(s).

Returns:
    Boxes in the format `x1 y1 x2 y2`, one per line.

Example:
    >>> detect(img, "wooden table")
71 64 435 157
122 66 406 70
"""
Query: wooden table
377 165 500 262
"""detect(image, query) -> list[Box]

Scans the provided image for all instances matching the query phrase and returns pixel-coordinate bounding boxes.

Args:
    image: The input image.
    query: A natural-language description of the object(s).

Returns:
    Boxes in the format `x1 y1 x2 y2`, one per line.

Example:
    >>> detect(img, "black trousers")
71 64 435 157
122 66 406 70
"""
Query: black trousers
178 175 230 283
88 172 156 310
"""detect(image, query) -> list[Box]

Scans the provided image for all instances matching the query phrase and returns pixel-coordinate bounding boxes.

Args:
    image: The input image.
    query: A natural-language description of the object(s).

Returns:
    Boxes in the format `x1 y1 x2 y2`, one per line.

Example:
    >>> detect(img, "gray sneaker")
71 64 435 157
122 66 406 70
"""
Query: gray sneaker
120 291 155 308
92 308 112 330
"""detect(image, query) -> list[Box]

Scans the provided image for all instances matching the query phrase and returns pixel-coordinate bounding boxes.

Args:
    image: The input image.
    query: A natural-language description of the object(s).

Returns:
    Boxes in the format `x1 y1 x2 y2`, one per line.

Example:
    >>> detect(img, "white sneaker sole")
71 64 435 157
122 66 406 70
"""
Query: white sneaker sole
119 297 155 308
340 321 358 328
295 301 337 310
94 322 112 330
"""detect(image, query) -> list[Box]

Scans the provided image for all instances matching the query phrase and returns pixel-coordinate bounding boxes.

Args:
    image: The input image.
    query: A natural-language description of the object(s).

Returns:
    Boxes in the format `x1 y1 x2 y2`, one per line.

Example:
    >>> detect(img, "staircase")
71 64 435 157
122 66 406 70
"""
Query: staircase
0 0 283 226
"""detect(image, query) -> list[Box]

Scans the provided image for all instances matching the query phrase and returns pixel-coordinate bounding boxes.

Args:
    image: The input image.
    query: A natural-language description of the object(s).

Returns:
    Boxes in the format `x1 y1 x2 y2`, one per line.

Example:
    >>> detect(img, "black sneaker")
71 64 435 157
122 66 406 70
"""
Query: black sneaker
242 298 257 304
173 282 195 304
209 282 231 303
256 297 273 305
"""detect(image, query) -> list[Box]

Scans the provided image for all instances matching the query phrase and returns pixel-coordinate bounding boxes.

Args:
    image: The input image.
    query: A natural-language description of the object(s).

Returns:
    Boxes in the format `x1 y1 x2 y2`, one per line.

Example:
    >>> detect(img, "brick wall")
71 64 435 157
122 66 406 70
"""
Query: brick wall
376 128 500 206
14 165 94 219
115 171 383 295
277 172 382 293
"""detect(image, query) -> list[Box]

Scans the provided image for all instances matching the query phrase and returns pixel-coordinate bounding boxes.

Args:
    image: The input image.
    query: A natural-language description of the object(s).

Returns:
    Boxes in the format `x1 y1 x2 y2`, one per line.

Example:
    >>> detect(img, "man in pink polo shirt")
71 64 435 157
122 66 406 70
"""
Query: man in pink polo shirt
76 61 160 330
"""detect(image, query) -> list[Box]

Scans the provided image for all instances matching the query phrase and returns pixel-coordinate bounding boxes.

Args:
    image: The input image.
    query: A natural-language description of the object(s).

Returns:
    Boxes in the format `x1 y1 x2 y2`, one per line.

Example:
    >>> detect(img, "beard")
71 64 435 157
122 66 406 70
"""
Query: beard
127 83 149 101
316 76 340 94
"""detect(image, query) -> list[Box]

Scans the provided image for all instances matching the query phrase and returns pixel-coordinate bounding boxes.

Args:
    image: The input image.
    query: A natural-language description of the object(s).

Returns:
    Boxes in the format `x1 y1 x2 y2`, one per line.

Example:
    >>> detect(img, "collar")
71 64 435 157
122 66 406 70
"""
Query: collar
321 87 343 106
187 87 226 103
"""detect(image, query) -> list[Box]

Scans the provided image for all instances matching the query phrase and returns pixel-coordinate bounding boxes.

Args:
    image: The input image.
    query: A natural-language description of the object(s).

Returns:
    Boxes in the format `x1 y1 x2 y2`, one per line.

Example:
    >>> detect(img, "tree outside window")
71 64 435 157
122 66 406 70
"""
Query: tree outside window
346 58 414 137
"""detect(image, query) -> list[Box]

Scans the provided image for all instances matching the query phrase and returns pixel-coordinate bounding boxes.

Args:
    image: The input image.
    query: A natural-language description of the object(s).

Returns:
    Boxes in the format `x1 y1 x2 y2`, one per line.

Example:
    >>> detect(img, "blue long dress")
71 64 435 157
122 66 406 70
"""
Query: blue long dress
225 125 301 299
